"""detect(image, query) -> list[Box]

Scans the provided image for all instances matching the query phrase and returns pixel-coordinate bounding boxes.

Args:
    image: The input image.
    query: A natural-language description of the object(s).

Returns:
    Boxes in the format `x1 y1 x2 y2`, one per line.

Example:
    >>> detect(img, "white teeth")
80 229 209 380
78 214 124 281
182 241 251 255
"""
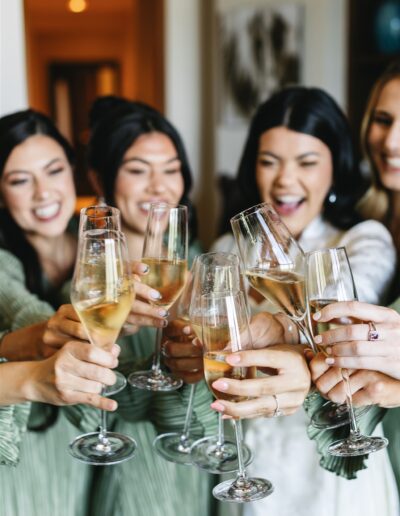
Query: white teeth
34 203 60 219
275 195 303 203
386 157 400 168
139 202 151 211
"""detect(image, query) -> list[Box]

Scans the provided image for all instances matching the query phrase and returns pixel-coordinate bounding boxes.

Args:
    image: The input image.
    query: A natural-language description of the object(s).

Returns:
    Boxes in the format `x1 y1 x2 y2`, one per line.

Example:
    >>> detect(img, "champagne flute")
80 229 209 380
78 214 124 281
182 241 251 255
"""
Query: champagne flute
128 203 188 391
307 247 388 456
69 229 137 465
231 202 358 430
189 252 252 474
153 257 204 464
201 291 273 502
79 204 126 395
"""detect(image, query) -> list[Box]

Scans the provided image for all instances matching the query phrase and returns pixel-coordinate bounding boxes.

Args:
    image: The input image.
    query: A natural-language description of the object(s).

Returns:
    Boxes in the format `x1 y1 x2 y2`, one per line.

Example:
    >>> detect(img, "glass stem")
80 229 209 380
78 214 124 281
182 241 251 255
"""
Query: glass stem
181 383 197 440
341 368 360 439
151 328 163 377
233 419 247 482
296 319 318 354
216 412 225 449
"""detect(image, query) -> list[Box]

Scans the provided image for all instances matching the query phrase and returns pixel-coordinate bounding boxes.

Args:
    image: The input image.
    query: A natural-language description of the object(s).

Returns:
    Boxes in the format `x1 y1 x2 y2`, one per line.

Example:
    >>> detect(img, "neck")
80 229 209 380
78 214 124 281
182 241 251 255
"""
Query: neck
26 231 76 285
122 225 145 261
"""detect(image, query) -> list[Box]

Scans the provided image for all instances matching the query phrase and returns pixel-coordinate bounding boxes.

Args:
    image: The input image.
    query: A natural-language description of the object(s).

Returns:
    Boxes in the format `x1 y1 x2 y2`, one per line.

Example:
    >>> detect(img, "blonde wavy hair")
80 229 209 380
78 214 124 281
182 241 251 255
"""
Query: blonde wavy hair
357 59 400 222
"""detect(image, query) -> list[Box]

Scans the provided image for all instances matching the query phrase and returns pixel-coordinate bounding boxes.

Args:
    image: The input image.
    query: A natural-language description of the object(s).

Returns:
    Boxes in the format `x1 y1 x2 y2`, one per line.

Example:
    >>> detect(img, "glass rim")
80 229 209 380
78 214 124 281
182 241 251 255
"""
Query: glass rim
198 251 239 264
80 205 120 219
200 289 243 301
306 246 347 257
230 202 277 224
148 202 187 212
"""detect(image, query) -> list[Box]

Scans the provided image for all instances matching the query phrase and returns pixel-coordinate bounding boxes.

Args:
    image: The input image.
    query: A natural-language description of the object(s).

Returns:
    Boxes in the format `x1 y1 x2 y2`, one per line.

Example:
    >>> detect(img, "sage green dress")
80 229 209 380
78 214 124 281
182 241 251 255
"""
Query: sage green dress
0 243 218 516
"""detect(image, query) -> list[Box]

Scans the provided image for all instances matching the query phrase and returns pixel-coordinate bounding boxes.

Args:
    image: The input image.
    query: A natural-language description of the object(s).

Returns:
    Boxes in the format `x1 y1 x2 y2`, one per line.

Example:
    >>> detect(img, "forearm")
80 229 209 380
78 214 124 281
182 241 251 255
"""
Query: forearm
0 322 46 361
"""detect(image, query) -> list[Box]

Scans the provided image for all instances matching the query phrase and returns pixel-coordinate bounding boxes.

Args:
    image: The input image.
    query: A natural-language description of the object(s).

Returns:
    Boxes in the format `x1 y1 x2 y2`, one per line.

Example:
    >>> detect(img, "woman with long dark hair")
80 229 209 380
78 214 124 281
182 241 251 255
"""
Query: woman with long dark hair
212 87 398 516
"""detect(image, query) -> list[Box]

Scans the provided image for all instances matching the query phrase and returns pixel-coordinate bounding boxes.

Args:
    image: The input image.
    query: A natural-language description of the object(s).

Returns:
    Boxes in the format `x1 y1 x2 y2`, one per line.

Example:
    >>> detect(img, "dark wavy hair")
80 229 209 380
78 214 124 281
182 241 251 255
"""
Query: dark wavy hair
88 96 197 240
220 86 366 234
0 109 75 298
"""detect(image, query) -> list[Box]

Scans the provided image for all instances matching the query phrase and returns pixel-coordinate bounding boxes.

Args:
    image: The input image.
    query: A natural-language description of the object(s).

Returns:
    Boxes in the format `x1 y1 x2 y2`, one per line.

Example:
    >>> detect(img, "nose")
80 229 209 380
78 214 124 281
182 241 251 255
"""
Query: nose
384 121 400 155
34 178 50 201
273 163 297 187
147 170 166 194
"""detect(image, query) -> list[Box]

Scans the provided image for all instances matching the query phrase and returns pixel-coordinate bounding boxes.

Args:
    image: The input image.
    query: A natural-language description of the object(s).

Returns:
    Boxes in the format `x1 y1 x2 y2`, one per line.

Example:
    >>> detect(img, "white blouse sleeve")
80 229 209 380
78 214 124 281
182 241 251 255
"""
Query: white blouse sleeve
339 220 396 304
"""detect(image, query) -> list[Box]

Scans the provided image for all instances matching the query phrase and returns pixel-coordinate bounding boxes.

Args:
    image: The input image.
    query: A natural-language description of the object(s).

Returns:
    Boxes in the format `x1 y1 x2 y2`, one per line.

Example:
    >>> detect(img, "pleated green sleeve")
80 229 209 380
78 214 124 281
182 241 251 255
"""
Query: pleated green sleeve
0 400 31 466
304 392 386 479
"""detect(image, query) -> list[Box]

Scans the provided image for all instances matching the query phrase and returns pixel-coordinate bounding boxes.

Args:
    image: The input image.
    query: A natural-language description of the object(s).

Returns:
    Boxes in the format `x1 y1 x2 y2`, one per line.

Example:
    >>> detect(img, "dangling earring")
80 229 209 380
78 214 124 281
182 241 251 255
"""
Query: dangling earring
328 190 337 204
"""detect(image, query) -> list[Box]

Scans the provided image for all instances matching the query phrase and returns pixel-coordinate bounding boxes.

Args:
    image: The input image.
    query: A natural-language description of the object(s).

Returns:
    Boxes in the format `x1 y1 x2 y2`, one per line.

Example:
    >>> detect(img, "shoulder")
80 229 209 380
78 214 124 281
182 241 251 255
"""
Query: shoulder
0 248 25 280
341 219 393 244
210 233 236 254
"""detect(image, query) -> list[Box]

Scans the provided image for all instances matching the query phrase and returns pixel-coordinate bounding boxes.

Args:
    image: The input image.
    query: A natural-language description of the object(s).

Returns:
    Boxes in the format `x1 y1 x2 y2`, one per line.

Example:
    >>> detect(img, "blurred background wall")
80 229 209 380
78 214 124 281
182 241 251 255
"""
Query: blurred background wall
0 0 398 248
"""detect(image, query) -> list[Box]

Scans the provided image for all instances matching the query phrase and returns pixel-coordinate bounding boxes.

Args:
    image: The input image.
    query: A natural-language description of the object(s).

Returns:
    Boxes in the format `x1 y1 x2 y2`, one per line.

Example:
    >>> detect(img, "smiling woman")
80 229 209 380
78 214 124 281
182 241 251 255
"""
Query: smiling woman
212 86 398 516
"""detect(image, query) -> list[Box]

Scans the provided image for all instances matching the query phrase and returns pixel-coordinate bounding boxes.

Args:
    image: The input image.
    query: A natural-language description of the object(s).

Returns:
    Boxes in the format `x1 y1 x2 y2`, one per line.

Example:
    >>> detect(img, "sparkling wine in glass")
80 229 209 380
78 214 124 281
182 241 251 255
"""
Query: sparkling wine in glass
78 204 128 395
307 247 388 456
152 257 205 464
189 252 253 474
128 203 188 391
231 202 360 430
201 291 273 503
69 229 137 465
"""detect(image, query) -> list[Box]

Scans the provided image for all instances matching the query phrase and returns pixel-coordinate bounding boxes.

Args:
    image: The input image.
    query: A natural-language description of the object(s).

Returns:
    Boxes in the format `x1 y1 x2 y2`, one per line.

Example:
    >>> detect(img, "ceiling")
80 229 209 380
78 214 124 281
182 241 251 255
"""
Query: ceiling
24 0 134 16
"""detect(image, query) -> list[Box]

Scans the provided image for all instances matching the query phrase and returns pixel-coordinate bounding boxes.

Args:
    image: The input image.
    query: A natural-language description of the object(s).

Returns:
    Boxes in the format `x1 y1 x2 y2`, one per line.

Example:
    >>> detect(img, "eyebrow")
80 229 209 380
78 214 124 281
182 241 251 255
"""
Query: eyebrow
122 156 180 166
4 157 64 177
258 150 320 160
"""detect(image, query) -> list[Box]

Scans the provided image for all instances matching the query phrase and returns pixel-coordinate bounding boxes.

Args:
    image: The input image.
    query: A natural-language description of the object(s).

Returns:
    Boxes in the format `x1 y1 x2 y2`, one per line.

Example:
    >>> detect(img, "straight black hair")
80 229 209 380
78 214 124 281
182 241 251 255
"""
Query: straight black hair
220 87 366 234
88 97 198 241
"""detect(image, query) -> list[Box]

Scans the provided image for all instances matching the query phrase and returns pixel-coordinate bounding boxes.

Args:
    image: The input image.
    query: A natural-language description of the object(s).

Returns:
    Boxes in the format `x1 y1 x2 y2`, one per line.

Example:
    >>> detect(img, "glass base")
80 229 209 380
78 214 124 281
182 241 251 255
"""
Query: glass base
69 431 136 465
153 432 204 465
328 435 388 457
190 435 253 474
213 477 274 503
103 371 127 396
128 370 183 392
311 401 370 430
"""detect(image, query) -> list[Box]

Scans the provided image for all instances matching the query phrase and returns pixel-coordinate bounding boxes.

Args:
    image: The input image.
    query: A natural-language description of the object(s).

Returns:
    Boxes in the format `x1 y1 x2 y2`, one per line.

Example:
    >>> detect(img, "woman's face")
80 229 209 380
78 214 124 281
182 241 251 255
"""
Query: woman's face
367 77 400 192
256 127 333 238
1 134 76 238
114 131 185 235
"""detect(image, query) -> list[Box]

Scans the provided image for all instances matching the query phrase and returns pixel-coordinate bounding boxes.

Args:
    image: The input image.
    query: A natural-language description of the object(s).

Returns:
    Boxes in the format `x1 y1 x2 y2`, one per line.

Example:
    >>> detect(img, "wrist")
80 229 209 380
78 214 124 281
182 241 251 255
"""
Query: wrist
20 361 43 403
274 314 299 344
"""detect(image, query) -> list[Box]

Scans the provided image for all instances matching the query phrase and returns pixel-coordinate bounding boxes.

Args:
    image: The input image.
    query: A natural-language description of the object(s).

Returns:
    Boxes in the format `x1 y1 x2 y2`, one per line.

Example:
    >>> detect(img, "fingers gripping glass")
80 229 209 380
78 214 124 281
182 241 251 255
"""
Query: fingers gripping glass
201 291 273 503
128 203 188 392
69 229 137 465
188 252 252 473
307 247 388 457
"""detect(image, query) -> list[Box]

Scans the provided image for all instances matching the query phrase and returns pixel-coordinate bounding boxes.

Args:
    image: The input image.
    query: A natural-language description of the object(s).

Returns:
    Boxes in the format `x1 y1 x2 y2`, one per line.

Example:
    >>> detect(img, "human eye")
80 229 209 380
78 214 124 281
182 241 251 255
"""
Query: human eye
258 158 276 168
164 167 180 175
9 178 29 186
48 167 64 176
125 167 147 175
371 112 392 127
300 161 318 168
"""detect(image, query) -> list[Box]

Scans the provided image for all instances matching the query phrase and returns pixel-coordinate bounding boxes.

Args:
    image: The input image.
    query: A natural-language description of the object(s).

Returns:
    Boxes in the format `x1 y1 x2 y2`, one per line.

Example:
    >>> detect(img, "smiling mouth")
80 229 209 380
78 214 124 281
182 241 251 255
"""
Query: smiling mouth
384 156 400 170
33 202 61 221
272 195 305 215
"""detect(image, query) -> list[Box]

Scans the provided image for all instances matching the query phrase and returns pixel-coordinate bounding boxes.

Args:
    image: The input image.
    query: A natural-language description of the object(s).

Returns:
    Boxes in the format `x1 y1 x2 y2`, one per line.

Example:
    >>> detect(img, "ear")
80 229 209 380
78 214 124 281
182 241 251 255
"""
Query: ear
87 169 104 198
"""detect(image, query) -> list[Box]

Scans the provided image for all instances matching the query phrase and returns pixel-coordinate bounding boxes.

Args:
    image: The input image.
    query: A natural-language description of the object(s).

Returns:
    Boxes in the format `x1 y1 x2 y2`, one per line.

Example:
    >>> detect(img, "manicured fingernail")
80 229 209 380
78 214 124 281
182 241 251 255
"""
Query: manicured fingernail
313 311 321 321
158 309 168 317
227 354 240 364
210 401 225 412
140 263 149 273
325 358 335 365
111 344 121 357
151 290 162 300
109 400 118 411
183 325 191 335
314 335 322 344
213 380 228 391
326 346 332 355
